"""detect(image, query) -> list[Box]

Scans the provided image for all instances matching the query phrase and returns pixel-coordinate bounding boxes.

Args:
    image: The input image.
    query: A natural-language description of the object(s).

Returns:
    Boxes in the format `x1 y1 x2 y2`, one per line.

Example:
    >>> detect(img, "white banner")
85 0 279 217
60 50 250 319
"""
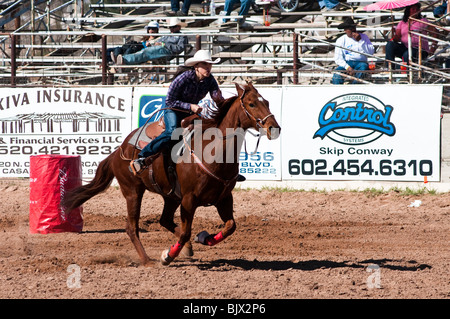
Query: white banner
281 85 442 182
1 85 442 182
0 87 133 178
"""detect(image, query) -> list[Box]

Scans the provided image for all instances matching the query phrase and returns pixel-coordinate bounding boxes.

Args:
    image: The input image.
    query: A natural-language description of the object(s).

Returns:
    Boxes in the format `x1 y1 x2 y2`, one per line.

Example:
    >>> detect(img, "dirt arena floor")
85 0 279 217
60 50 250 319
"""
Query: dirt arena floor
0 178 449 300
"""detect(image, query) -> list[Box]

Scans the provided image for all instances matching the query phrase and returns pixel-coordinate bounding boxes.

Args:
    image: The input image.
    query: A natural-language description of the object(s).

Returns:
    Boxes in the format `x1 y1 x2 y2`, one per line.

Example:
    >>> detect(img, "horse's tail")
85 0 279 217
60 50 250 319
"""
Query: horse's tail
61 151 116 212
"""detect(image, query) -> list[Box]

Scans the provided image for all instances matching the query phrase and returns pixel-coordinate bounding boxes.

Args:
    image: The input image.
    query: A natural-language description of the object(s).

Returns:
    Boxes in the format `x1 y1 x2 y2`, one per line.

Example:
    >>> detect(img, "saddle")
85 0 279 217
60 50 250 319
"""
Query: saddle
138 117 165 150
133 114 200 150
128 114 200 200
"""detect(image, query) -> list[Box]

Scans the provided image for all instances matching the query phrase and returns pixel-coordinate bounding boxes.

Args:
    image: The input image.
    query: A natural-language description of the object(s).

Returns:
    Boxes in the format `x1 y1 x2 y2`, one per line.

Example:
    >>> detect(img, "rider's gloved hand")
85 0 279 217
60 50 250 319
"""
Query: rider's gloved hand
190 104 203 114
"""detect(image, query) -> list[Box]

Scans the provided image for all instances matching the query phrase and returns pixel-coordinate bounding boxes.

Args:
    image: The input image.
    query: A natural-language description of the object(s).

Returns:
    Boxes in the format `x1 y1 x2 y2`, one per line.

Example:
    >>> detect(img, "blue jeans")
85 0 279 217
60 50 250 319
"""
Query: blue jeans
318 0 340 9
433 2 447 17
139 109 190 158
107 44 144 62
171 0 191 14
385 41 428 68
332 61 368 84
224 0 252 22
122 46 172 65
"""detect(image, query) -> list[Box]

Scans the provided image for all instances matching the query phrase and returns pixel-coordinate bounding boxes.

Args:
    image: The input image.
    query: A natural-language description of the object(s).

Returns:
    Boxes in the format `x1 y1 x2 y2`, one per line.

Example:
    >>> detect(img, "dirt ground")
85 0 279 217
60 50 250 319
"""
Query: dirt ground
0 178 449 300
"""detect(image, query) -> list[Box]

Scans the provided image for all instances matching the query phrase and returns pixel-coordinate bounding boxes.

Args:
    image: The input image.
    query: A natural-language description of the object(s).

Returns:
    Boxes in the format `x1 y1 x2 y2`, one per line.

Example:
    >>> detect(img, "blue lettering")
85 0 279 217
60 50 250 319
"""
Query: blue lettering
139 96 166 127
313 102 395 139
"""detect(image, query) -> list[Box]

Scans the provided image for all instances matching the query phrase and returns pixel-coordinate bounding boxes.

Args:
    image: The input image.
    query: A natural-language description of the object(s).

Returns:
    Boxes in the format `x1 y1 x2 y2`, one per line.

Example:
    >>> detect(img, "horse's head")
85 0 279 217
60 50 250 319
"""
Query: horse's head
235 82 281 140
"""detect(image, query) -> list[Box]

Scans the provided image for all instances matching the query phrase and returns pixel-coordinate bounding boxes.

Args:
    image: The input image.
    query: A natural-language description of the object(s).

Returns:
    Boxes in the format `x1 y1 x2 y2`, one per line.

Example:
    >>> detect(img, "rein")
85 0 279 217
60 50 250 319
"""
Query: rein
182 134 239 187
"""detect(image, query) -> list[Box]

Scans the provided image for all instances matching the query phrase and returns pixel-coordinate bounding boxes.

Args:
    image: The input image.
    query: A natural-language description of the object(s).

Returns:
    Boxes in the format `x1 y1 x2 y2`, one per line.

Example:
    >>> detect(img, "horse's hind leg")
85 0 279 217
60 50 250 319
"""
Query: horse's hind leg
195 194 236 246
159 197 193 257
123 183 153 266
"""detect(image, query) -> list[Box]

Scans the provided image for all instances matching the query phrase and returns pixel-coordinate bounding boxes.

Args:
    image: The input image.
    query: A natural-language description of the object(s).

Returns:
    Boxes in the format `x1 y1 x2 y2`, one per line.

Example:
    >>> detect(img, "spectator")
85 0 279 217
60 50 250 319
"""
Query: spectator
107 21 159 63
385 3 438 69
318 0 344 12
434 0 448 17
170 0 191 16
142 21 161 47
224 0 252 25
433 1 450 25
116 18 188 66
332 18 374 85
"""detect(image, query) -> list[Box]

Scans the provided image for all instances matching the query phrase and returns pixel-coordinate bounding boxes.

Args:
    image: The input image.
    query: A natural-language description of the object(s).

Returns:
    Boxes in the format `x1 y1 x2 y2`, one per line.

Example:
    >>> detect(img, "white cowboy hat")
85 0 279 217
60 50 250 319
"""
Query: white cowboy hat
168 17 181 27
184 50 221 67
145 21 159 30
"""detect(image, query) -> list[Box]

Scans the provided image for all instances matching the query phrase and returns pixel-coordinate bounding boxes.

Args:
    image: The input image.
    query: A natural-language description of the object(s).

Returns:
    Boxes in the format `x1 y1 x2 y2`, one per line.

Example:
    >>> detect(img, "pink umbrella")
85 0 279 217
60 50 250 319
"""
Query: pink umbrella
364 0 419 11
364 0 420 30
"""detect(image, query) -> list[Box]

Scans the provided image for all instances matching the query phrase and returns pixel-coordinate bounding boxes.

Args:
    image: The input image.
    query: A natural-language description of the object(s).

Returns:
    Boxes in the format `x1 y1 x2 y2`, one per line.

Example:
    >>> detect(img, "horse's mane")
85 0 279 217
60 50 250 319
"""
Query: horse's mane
201 95 239 131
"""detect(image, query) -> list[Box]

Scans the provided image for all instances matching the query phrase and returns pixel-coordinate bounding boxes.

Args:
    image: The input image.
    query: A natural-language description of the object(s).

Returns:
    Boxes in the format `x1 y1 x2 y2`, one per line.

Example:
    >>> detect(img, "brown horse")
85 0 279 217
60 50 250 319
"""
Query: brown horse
62 82 281 266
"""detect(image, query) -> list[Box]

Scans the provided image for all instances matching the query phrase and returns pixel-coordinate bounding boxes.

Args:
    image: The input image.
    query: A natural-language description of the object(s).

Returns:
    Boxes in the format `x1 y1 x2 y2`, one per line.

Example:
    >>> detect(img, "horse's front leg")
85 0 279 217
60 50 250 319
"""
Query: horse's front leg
160 195 196 266
194 194 236 247
159 197 193 258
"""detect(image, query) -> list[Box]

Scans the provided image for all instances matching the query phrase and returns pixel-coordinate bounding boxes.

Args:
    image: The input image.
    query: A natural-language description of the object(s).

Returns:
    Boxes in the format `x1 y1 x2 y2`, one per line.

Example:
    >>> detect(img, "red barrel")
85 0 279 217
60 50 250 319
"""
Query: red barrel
29 155 83 234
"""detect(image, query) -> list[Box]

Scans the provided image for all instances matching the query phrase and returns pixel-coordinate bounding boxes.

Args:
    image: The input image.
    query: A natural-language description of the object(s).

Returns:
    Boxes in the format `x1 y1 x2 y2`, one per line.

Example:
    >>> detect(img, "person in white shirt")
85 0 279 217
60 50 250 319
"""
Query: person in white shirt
332 18 374 84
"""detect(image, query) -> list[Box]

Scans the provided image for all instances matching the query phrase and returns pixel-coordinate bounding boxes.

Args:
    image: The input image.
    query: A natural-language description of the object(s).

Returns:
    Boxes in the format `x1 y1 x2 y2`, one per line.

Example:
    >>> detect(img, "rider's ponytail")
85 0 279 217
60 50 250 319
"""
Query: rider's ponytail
172 65 194 80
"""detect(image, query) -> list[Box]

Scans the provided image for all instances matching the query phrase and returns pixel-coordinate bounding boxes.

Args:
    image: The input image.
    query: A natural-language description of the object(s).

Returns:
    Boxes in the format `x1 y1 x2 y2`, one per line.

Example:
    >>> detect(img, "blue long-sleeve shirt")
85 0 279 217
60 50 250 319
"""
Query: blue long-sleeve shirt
165 69 220 110
160 31 188 55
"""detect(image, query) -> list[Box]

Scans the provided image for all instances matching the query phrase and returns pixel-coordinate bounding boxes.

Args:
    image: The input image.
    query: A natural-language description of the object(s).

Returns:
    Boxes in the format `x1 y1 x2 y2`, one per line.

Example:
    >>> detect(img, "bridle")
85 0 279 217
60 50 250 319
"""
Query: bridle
238 88 274 130
238 88 275 155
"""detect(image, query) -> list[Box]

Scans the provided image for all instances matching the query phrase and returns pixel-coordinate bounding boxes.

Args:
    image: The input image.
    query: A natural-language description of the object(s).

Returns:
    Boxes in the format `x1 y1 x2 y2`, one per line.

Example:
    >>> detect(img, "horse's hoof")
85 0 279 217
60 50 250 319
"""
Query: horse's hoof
142 260 155 267
194 230 210 245
160 249 173 266
181 245 194 258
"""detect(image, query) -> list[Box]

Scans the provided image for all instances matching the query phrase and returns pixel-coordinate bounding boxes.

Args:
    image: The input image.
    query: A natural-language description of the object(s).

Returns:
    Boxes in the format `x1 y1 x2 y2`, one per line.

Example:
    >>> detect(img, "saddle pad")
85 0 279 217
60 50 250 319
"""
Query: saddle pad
128 121 160 150
128 120 194 154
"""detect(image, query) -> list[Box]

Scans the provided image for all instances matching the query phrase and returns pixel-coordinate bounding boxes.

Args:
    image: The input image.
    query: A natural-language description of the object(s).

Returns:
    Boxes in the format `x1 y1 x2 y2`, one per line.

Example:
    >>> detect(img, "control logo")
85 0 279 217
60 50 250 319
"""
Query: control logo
313 93 396 145
139 95 166 127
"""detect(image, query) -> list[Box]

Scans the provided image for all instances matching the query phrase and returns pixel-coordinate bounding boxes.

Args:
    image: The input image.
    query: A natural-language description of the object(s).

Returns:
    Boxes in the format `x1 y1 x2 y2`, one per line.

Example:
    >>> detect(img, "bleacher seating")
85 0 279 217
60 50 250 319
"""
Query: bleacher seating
0 0 448 104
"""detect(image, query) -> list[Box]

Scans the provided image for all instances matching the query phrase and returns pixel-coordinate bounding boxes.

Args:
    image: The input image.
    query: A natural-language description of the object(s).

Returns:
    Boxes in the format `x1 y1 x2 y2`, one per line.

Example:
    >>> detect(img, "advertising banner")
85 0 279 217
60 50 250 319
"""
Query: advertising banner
1 85 442 182
281 85 442 182
0 87 133 178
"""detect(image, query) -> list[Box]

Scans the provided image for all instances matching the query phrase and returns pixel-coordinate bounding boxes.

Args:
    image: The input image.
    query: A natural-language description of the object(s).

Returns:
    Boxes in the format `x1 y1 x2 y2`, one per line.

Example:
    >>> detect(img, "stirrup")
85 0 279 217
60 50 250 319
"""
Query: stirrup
129 158 146 176
129 154 159 176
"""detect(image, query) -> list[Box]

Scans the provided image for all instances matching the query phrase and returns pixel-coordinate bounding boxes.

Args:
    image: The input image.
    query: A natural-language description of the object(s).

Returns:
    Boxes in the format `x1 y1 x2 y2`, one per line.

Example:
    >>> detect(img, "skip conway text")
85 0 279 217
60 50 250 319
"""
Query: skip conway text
183 303 266 316
320 146 393 156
